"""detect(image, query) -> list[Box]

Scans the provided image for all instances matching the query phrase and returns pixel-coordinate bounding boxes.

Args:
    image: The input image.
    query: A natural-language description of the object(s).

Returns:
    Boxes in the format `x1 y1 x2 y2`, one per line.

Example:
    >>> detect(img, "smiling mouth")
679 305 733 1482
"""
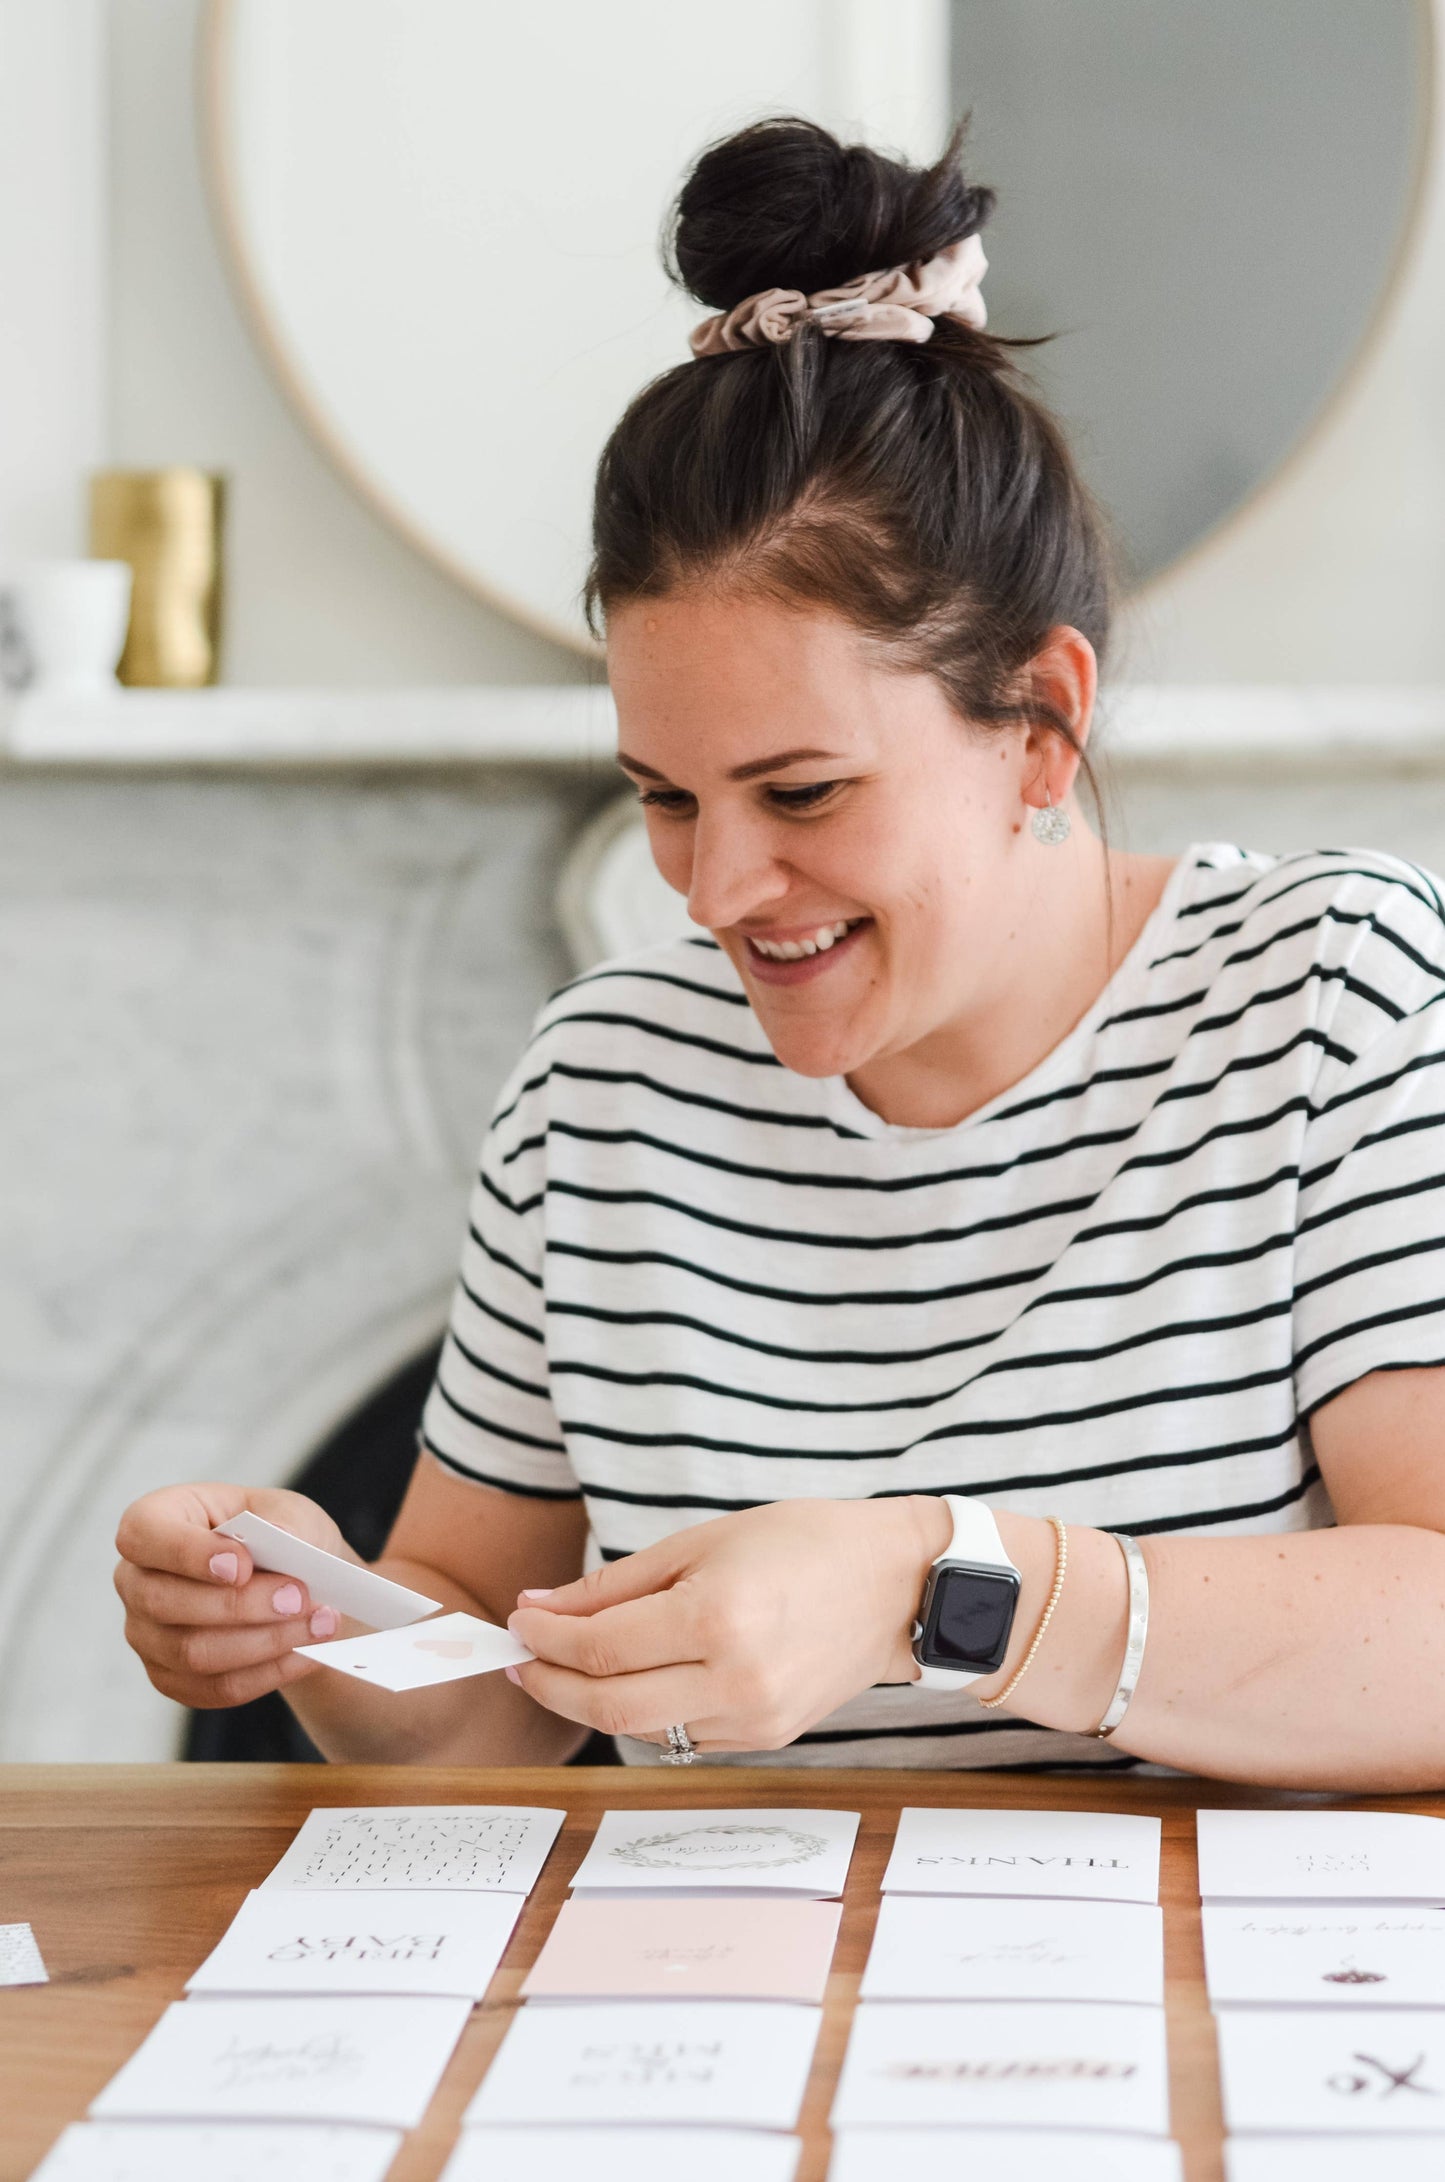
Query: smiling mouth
741 916 871 986
746 916 867 962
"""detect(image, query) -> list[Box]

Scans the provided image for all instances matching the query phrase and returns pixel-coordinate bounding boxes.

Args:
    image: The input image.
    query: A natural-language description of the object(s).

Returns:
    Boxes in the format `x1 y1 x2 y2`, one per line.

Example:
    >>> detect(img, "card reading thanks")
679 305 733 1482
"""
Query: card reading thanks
882 1807 1162 1904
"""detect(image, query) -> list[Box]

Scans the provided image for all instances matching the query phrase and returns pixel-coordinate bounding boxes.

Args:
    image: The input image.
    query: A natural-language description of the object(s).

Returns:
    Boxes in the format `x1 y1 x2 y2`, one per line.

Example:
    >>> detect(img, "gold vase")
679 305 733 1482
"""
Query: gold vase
89 469 226 687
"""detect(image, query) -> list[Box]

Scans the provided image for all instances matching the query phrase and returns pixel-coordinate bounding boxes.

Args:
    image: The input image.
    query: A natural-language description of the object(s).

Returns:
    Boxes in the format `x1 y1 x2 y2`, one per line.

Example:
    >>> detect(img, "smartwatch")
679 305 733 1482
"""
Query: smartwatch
911 1495 1023 1689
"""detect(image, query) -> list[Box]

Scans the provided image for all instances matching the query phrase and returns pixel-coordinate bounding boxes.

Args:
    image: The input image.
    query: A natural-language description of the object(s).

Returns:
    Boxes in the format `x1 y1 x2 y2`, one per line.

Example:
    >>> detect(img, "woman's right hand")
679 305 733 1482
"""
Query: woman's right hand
114 1483 352 1710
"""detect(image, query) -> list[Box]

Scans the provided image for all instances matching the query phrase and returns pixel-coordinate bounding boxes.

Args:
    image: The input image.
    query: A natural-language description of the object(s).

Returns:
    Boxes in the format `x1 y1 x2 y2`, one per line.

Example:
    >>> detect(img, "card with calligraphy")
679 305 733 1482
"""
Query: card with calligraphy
463 2000 822 2129
1204 1902 1445 2007
1217 2007 1445 2133
569 1808 859 1897
1198 1809 1445 1902
831 1999 1170 2134
88 1995 472 2129
522 1894 841 2003
861 1893 1164 2006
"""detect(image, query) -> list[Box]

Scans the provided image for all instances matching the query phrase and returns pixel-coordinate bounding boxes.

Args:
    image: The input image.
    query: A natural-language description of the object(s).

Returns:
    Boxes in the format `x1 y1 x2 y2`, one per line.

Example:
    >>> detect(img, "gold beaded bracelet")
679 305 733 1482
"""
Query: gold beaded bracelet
977 1516 1068 1711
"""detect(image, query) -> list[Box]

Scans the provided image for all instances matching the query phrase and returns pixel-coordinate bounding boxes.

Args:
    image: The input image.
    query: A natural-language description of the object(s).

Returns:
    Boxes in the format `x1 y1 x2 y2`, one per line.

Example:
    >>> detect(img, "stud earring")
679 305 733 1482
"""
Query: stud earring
1031 791 1071 846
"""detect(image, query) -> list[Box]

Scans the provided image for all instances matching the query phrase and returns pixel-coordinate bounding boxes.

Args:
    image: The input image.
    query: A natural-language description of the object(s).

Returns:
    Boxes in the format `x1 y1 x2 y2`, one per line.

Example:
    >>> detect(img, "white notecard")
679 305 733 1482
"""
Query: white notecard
831 2130 1184 2182
89 1995 471 2129
861 1893 1164 2006
1226 2139 1445 2182
1204 1901 1445 2008
297 1610 531 1690
32 2123 404 2182
0 1919 48 1985
1197 1808 1445 1901
568 1808 859 1896
262 1804 564 1894
216 1512 441 1629
463 1999 821 2130
881 1807 1162 1904
443 2128 803 2182
187 1886 520 1998
831 1999 1171 2135
1217 2006 1445 2133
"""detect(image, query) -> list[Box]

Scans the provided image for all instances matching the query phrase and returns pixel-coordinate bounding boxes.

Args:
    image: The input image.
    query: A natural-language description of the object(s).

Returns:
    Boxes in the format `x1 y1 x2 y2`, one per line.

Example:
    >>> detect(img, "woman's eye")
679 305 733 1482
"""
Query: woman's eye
768 780 840 811
636 788 695 813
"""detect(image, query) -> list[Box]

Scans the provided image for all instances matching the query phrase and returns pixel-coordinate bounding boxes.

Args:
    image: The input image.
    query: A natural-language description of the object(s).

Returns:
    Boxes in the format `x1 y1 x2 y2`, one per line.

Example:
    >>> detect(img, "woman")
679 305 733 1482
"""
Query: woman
116 120 1445 1787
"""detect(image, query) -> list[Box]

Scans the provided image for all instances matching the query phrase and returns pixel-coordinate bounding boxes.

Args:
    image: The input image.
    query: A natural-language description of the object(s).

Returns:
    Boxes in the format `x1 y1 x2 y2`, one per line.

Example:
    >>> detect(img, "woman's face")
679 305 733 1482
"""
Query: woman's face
607 590 1083 1084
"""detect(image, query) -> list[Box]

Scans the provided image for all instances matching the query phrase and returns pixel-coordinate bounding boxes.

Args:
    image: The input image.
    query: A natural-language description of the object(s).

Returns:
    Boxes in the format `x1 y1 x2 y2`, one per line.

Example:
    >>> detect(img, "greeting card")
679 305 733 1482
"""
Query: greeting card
523 1893 841 2003
881 1807 1161 1904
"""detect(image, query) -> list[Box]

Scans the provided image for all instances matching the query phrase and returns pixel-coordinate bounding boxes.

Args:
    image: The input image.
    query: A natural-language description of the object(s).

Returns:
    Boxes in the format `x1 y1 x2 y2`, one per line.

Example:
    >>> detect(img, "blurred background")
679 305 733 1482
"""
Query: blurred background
1 0 1443 1765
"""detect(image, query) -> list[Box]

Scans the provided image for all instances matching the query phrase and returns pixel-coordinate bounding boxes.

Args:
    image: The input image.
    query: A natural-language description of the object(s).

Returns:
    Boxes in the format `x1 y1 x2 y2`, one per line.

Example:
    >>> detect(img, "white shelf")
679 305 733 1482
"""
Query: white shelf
5 682 1445 769
0 682 616 767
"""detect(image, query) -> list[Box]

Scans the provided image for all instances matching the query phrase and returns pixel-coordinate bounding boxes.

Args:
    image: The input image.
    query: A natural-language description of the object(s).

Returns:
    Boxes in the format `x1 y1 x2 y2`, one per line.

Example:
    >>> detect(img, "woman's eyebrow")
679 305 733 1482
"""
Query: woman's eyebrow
616 747 843 783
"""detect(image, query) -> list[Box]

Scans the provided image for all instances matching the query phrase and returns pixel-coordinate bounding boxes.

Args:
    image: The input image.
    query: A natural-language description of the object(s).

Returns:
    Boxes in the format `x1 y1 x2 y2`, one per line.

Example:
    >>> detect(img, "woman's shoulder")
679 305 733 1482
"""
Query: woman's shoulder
1170 842 1445 1046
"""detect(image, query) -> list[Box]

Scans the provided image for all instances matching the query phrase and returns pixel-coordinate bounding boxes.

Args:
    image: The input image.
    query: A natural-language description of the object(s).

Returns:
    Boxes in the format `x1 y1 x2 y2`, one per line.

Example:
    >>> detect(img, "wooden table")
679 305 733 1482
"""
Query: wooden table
3 1765 1437 2182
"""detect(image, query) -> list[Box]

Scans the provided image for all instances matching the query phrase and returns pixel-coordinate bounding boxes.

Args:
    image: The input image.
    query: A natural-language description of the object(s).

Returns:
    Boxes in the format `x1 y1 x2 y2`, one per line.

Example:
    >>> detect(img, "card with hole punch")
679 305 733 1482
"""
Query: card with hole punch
216 1512 441 1630
297 1609 532 1690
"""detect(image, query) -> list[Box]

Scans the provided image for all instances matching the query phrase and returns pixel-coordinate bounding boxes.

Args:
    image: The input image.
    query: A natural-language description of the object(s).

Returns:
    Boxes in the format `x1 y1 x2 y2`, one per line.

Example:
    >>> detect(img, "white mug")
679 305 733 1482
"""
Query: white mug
0 559 133 694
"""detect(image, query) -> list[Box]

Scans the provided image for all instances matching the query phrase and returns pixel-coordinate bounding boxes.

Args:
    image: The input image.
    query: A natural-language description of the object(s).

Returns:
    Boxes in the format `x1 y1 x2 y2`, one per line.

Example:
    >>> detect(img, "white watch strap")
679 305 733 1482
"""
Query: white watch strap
914 1494 1022 1690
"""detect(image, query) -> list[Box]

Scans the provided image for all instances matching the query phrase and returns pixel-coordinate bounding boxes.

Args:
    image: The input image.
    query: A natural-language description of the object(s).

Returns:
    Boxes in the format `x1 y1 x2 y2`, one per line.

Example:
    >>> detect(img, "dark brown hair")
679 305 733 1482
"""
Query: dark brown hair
585 116 1112 759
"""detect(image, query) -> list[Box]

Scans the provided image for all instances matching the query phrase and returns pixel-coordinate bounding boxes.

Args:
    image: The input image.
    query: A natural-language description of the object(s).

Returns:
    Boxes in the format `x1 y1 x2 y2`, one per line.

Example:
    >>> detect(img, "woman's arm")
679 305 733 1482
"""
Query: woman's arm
116 1458 590 1766
507 1365 1445 1792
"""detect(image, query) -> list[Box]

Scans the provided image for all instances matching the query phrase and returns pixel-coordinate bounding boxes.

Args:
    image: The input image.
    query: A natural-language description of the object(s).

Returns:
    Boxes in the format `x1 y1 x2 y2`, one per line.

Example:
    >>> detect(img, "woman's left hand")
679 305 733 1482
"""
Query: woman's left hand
504 1496 949 1753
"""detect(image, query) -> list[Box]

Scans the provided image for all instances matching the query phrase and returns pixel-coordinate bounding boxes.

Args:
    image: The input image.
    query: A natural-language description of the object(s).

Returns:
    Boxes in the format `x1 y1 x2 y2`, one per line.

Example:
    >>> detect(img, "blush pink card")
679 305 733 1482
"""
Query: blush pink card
521 1893 842 2004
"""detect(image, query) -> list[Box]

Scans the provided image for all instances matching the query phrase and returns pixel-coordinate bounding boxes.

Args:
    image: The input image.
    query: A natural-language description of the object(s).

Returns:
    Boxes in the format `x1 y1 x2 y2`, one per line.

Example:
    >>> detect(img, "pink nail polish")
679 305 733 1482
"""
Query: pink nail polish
208 1552 239 1584
309 1606 338 1639
272 1583 303 1617
504 1664 522 1684
519 1587 555 1602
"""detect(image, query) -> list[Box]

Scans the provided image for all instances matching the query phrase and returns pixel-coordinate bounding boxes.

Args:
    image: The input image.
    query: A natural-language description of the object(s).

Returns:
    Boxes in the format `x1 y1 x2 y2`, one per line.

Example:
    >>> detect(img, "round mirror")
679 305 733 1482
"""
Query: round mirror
205 0 1430 653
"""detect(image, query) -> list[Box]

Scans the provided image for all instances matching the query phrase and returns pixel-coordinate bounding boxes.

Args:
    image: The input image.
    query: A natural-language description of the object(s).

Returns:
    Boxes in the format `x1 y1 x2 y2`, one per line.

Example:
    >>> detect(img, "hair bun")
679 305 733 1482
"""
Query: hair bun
668 115 994 312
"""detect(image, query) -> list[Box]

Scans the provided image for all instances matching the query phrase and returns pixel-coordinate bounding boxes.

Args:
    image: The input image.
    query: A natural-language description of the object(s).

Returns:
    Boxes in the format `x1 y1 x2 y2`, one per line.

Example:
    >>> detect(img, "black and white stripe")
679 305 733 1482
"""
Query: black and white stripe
421 844 1445 1767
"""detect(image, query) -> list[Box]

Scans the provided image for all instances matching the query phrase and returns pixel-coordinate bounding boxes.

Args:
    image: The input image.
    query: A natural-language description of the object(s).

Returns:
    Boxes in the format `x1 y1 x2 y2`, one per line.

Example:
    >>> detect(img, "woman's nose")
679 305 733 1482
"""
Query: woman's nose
684 812 788 932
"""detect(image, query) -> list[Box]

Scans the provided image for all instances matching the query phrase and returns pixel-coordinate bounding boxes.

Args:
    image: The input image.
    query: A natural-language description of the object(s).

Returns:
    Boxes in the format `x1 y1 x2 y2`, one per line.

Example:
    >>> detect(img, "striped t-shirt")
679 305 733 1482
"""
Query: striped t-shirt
420 844 1445 1769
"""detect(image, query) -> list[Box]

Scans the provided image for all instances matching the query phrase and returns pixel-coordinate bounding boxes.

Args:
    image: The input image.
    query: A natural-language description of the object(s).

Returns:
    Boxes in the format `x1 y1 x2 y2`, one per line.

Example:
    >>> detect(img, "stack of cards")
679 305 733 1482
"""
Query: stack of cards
452 1807 857 2176
35 1802 565 2182
1199 1809 1445 2173
831 1806 1180 2180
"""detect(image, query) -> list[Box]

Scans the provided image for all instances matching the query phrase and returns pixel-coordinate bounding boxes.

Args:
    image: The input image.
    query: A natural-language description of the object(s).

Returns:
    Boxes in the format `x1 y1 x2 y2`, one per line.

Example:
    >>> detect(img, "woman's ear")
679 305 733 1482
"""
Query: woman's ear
1020 625 1098 811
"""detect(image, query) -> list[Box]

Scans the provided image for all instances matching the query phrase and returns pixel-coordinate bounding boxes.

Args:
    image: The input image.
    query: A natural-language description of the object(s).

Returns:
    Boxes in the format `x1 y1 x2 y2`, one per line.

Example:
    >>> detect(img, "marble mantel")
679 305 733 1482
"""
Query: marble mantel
5 683 1445 1765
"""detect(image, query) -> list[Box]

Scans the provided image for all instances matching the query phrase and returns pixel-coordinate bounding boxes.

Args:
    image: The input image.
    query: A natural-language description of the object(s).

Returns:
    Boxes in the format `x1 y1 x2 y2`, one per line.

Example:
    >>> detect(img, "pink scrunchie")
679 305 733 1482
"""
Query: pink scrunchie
688 232 987 357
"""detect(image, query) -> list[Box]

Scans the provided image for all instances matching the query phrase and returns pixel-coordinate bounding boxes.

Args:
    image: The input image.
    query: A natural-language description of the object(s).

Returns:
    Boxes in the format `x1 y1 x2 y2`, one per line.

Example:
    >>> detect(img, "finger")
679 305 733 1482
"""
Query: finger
509 1657 711 1742
114 1485 259 1586
160 1645 320 1713
115 1563 319 1630
516 1534 693 1620
143 1612 323 1682
508 1587 701 1679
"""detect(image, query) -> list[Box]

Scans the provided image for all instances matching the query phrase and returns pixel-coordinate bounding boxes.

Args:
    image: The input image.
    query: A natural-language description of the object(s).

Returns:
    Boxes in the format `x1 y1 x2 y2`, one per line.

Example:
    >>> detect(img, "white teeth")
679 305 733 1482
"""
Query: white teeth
750 918 861 962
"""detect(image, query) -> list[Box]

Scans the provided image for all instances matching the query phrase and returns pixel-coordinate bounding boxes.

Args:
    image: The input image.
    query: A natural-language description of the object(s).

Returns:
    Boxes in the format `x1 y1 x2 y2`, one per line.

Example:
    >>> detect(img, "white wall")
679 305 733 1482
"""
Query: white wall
0 0 106 564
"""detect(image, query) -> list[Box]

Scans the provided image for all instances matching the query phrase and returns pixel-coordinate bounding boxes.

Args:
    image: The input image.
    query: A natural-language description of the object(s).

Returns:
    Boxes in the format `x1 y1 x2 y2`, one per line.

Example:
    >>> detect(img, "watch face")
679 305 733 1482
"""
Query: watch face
920 1562 1022 1674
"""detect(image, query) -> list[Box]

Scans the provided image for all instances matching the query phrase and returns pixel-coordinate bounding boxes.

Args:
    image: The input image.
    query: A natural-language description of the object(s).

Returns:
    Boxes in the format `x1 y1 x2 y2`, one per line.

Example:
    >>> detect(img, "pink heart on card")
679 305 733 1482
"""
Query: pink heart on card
414 1638 473 1659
